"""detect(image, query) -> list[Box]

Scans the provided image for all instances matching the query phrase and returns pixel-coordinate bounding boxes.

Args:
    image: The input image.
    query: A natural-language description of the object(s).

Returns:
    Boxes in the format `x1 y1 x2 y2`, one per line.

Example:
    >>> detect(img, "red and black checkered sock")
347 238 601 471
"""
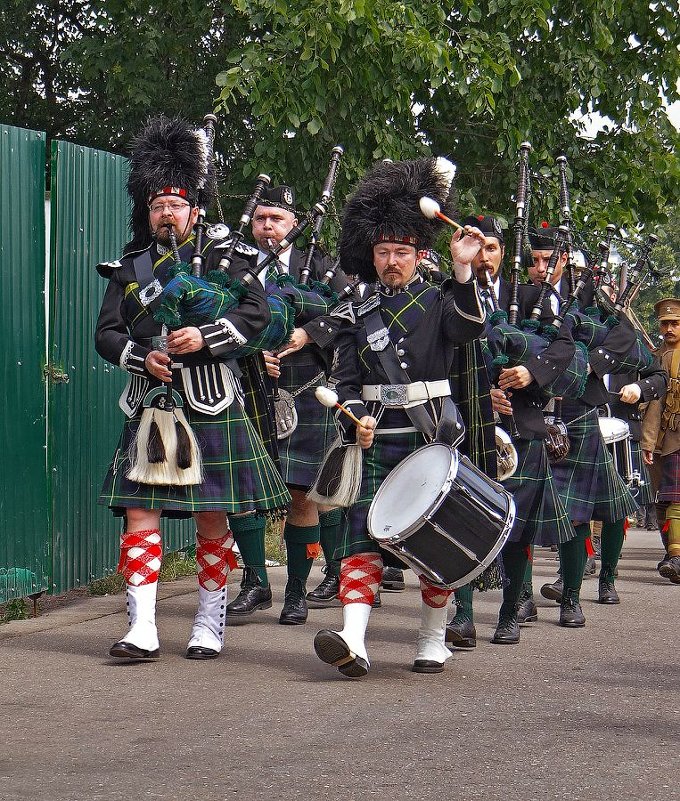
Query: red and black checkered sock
419 577 453 609
118 529 162 587
338 552 383 606
196 531 238 591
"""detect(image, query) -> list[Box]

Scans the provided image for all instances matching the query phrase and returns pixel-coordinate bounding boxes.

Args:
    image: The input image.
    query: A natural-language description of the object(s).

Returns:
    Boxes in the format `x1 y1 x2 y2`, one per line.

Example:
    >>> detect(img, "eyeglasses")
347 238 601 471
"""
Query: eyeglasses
149 201 190 215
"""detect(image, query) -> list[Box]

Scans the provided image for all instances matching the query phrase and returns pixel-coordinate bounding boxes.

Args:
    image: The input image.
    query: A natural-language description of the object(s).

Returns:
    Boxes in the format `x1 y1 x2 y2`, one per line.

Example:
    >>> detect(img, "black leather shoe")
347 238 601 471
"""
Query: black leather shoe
445 619 476 648
372 590 382 609
516 595 538 624
584 557 597 577
412 659 445 674
279 578 308 625
314 630 369 677
306 573 340 608
381 567 406 592
186 645 219 660
491 606 520 644
226 567 273 617
658 555 680 583
109 641 160 660
540 578 563 603
598 580 620 604
559 590 586 627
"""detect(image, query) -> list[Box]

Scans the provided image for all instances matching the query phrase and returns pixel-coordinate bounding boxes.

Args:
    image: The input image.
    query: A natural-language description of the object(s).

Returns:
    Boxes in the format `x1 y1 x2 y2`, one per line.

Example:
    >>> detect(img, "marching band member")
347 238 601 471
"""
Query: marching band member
641 298 680 584
95 117 290 661
446 216 578 646
313 157 487 677
226 185 348 624
527 227 642 623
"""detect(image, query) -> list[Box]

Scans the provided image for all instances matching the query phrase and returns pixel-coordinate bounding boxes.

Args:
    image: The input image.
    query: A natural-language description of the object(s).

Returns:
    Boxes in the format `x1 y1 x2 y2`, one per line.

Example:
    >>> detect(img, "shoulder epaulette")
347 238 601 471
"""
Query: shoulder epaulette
95 259 123 278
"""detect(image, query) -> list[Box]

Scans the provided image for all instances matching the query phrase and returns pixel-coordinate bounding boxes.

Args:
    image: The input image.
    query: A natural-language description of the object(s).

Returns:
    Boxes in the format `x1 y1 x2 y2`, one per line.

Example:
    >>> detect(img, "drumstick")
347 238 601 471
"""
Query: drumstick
419 196 464 231
315 386 370 429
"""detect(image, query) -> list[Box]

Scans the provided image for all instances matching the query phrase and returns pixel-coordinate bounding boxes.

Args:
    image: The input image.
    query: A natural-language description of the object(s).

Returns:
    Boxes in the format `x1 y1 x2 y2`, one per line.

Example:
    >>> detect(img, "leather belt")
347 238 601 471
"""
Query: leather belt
361 379 451 408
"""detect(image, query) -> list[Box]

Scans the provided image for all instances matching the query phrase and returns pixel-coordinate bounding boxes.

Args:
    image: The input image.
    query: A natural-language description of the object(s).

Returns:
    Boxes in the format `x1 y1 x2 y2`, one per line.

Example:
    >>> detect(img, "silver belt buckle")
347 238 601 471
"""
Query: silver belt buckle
380 384 408 406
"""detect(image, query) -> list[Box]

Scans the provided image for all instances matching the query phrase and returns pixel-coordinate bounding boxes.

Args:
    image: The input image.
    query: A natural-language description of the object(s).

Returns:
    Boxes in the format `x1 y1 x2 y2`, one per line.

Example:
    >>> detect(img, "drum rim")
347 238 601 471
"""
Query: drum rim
367 443 459 542
597 414 630 444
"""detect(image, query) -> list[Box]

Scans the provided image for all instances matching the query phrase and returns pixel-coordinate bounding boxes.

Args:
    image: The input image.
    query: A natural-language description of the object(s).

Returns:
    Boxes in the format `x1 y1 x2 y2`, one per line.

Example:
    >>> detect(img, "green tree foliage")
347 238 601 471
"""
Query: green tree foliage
217 0 680 232
0 0 251 156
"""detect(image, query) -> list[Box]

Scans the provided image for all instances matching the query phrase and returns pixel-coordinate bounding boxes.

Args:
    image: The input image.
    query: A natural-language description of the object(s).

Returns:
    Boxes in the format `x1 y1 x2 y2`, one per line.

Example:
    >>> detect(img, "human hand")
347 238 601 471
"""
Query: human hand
263 350 281 379
276 328 312 359
357 416 376 449
167 326 205 354
145 350 173 382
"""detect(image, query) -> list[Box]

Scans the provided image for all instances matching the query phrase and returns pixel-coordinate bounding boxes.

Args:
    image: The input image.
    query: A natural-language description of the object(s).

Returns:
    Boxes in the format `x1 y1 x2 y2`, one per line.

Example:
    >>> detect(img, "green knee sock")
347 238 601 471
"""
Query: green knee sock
284 523 320 584
559 523 590 599
600 519 625 579
501 542 530 609
318 509 342 577
230 515 268 586
453 583 474 623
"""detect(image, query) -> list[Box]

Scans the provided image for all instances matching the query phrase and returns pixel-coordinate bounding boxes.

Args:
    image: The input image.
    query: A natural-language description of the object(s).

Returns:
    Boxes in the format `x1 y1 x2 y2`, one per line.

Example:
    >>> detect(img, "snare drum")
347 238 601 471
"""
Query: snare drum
598 415 635 486
367 443 515 589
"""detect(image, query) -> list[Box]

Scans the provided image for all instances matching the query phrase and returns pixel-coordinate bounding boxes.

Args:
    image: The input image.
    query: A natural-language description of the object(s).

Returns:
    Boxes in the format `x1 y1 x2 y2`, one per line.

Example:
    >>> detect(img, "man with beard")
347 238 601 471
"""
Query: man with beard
96 116 289 661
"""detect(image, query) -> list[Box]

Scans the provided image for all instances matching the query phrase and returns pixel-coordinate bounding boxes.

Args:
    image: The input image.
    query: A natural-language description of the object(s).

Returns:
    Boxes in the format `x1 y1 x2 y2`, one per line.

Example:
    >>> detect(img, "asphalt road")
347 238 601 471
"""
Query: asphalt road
1 528 678 801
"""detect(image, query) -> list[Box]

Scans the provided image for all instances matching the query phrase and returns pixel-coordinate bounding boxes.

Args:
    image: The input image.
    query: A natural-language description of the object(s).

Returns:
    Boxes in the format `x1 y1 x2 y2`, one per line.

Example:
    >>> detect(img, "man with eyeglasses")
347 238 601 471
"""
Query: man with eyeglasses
95 116 289 662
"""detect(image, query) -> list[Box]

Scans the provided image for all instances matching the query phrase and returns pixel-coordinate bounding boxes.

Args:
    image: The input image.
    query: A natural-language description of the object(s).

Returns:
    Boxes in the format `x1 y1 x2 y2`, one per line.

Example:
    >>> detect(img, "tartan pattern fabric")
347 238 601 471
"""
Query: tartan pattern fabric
419 577 453 608
336 427 426 561
658 451 680 502
338 552 383 605
627 440 655 507
357 284 438 373
267 277 336 326
196 531 237 590
100 392 291 518
551 401 639 524
503 439 576 547
118 529 162 586
449 340 497 479
277 360 335 489
240 354 280 468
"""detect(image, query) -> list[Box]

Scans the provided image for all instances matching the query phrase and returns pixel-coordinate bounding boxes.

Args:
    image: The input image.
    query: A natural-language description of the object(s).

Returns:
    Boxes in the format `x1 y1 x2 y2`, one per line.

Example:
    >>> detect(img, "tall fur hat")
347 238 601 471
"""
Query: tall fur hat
126 115 213 251
339 157 456 282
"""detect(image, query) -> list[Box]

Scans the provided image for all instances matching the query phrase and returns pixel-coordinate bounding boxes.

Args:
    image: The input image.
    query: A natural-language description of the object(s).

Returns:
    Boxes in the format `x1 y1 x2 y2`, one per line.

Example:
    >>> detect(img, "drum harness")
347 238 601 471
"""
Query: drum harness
360 302 465 448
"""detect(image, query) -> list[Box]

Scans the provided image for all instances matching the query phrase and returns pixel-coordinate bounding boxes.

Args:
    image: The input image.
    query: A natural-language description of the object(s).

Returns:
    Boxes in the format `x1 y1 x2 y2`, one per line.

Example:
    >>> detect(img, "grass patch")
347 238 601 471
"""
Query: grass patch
1 598 29 623
265 518 287 564
88 573 125 597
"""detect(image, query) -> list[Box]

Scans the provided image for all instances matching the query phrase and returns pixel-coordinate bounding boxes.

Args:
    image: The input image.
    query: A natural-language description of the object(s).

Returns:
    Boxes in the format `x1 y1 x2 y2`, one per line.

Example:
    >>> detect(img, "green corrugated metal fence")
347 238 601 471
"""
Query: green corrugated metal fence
0 124 49 601
1 126 191 602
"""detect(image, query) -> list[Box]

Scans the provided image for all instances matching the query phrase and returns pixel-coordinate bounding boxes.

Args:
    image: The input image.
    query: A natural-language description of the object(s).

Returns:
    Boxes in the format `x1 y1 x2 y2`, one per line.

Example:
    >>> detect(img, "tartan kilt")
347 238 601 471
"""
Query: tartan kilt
336 427 426 566
503 439 575 547
99 394 291 519
277 359 335 490
551 400 639 524
658 451 680 503
628 440 655 507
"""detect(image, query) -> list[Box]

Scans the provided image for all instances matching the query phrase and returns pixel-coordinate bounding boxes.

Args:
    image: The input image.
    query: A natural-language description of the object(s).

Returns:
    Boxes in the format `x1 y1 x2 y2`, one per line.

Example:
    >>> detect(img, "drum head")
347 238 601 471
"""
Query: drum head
368 444 457 541
598 416 629 444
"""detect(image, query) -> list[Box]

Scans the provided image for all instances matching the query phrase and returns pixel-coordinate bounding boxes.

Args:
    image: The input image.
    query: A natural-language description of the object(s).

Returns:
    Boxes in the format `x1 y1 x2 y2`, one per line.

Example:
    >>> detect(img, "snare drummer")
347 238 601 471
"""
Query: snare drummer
313 158 487 677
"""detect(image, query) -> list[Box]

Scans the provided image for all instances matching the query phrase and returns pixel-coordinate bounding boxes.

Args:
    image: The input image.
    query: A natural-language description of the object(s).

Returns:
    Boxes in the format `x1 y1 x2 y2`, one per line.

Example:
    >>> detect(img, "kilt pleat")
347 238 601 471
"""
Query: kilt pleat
99 397 291 519
336 428 426 564
503 439 575 547
658 451 680 503
277 361 335 489
551 401 639 524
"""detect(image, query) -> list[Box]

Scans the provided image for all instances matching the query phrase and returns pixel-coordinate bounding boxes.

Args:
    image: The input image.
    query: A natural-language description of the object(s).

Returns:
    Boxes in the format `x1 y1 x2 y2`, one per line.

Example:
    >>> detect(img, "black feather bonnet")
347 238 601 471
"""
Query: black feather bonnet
339 157 457 282
126 115 213 251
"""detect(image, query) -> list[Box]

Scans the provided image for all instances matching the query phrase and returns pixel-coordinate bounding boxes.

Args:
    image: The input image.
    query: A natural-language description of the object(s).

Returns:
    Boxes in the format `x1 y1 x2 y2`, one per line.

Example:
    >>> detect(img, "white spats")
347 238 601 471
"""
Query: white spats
186 585 227 657
119 582 159 653
419 196 441 220
414 601 452 666
314 602 372 677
